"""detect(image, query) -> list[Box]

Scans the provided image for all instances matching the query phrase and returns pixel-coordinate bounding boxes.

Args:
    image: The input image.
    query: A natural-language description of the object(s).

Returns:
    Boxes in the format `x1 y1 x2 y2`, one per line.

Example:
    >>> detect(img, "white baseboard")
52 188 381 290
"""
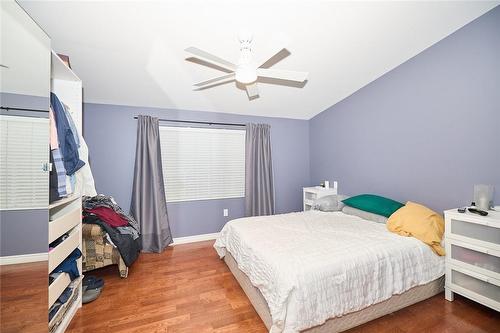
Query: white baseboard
171 232 219 245
0 252 48 265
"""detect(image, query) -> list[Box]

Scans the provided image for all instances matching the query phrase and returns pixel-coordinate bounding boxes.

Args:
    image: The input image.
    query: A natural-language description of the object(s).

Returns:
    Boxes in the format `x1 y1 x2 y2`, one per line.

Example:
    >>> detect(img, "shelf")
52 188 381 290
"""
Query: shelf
47 47 83 333
49 273 71 308
49 205 80 243
49 278 82 333
49 227 80 273
49 194 80 210
51 51 80 82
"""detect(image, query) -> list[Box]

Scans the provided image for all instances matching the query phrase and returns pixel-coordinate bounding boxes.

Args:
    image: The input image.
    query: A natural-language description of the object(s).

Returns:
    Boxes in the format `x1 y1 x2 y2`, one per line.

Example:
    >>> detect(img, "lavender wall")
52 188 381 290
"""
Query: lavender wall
0 92 49 111
83 104 310 238
0 210 48 256
310 6 500 213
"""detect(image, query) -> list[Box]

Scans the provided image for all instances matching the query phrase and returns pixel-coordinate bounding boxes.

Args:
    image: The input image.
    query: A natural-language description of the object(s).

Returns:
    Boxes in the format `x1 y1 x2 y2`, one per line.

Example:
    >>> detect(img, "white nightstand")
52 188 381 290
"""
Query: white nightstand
444 208 500 312
303 183 338 211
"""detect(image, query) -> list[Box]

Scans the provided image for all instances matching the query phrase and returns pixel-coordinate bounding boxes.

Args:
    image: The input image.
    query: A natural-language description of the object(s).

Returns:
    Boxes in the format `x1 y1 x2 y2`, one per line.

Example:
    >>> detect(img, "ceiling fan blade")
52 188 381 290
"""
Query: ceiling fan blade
256 47 290 68
246 82 259 99
194 73 235 87
185 47 236 72
194 79 235 91
257 68 308 82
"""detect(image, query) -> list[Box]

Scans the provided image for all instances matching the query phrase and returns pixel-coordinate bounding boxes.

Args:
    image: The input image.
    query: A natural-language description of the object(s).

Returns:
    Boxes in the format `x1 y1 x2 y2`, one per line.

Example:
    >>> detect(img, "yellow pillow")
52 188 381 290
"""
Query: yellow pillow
387 201 445 256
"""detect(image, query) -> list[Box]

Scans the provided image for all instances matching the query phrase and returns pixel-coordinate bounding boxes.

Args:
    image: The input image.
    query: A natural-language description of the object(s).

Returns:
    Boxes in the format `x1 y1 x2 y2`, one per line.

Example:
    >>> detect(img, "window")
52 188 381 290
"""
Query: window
159 126 245 202
0 115 49 210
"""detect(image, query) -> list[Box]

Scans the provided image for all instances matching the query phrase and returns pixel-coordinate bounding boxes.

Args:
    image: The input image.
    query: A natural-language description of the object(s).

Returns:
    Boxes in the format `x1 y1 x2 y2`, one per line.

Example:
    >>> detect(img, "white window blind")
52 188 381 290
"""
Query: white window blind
159 126 245 202
0 115 49 210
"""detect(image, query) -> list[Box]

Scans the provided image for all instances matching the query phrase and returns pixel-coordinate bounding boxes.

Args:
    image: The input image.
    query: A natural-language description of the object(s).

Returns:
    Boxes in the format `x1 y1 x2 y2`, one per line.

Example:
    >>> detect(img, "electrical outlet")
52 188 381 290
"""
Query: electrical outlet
223 208 229 217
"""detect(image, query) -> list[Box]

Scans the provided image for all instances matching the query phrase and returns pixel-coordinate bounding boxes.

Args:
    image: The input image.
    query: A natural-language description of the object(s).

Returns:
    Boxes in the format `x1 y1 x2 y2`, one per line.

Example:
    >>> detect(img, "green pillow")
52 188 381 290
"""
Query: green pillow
341 194 404 218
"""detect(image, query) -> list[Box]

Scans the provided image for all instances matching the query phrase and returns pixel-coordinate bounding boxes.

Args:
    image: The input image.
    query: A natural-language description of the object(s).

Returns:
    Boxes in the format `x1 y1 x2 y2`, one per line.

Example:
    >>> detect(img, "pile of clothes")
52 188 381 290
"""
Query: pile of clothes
83 195 141 267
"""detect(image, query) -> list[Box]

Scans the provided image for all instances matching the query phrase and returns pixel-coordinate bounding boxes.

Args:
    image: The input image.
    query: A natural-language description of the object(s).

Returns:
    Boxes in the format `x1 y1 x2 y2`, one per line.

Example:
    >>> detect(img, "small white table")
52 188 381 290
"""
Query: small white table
444 208 500 312
303 184 338 211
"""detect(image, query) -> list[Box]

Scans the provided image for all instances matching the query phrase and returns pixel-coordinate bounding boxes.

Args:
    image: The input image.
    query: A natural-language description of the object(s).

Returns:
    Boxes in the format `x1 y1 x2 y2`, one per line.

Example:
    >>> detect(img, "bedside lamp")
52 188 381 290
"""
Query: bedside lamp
474 184 494 211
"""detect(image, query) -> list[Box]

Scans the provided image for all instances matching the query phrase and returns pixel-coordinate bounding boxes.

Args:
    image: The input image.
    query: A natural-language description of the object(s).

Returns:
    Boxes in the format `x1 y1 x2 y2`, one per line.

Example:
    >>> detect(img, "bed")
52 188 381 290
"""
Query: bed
214 210 445 333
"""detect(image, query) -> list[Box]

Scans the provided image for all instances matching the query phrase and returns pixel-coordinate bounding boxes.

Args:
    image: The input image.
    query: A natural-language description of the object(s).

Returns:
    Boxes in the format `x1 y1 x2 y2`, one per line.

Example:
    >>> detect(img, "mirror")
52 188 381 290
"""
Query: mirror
0 1 50 332
0 0 51 111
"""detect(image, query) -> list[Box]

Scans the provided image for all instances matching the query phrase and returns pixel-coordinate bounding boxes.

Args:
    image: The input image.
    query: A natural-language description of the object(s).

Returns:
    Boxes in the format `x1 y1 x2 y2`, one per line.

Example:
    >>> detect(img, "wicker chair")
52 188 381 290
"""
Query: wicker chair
82 223 128 278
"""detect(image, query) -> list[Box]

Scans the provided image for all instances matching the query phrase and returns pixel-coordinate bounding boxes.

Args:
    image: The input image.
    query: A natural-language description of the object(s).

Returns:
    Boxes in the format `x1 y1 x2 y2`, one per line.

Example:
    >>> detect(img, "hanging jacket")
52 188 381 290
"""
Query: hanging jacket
62 103 80 148
50 93 85 175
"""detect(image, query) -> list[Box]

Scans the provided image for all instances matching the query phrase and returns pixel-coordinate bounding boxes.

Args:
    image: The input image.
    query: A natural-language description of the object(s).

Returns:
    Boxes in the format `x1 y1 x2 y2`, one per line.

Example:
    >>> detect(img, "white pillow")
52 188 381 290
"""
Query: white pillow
341 206 388 223
313 195 348 212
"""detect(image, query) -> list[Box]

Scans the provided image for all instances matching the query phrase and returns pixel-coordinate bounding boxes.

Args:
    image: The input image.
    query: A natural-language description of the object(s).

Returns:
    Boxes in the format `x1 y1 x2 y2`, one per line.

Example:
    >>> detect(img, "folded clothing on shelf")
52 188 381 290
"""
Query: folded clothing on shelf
51 248 82 281
49 286 74 322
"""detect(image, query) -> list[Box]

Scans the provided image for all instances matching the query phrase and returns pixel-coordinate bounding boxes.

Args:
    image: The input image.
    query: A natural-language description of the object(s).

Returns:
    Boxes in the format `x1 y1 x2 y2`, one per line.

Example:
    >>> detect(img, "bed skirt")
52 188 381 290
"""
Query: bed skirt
224 252 444 333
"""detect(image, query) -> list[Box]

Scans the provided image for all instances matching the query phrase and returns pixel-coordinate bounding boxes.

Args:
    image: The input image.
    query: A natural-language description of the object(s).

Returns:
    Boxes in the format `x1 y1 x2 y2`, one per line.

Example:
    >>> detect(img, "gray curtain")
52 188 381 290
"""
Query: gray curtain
130 115 172 252
245 123 275 216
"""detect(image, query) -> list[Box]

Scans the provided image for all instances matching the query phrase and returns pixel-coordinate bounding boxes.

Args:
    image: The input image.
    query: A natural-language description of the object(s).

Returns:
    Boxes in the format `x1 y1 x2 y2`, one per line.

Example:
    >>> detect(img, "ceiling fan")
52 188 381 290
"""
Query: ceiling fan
185 32 308 99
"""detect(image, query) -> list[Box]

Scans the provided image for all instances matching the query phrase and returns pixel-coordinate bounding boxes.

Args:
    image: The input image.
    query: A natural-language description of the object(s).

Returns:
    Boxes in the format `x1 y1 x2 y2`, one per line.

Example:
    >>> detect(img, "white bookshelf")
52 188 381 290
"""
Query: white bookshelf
48 51 83 333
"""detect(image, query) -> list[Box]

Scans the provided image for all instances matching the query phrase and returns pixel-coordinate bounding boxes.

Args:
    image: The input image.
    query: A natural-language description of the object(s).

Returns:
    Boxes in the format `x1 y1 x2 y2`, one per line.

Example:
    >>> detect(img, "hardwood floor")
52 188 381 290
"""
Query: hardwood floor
0 261 49 333
67 241 499 333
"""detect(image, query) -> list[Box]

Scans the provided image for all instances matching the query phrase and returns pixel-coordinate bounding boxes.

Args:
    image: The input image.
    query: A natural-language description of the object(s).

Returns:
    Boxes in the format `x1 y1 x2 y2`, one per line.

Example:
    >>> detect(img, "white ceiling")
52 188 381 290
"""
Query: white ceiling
20 1 498 120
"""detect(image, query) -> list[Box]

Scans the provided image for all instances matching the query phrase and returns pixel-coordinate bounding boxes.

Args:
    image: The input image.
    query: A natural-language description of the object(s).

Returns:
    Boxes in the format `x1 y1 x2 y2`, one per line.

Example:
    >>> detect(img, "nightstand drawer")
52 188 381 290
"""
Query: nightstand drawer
447 241 500 280
448 218 500 248
447 266 500 310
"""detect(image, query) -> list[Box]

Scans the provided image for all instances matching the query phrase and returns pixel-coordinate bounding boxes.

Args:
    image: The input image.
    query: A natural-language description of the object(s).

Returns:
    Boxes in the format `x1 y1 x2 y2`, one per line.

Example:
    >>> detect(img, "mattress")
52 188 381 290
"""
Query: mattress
225 252 444 333
214 210 445 333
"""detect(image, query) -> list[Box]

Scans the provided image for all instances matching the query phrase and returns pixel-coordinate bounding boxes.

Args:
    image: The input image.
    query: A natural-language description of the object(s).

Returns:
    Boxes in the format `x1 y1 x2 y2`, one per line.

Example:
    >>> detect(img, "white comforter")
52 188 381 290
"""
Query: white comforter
214 211 444 333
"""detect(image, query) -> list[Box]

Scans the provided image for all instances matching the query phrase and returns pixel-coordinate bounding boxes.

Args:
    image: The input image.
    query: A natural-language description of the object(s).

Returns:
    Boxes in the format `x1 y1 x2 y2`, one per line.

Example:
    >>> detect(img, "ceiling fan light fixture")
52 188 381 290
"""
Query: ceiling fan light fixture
186 34 308 99
235 65 257 84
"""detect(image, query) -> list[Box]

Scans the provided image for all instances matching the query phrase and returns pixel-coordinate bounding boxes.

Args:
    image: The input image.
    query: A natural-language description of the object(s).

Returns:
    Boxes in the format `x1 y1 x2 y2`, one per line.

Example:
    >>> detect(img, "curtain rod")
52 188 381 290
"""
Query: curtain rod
133 116 246 127
0 106 48 113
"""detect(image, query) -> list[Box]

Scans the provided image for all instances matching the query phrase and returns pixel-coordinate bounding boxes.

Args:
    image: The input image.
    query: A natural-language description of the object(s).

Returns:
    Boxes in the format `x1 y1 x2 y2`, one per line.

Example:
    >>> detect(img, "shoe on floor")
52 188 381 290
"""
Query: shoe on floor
82 287 101 304
83 275 104 289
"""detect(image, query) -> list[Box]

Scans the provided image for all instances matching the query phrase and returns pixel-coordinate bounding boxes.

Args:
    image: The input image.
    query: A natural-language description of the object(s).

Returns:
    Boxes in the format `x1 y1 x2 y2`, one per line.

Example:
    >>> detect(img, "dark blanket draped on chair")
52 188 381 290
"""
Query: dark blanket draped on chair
130 115 172 252
245 123 275 217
